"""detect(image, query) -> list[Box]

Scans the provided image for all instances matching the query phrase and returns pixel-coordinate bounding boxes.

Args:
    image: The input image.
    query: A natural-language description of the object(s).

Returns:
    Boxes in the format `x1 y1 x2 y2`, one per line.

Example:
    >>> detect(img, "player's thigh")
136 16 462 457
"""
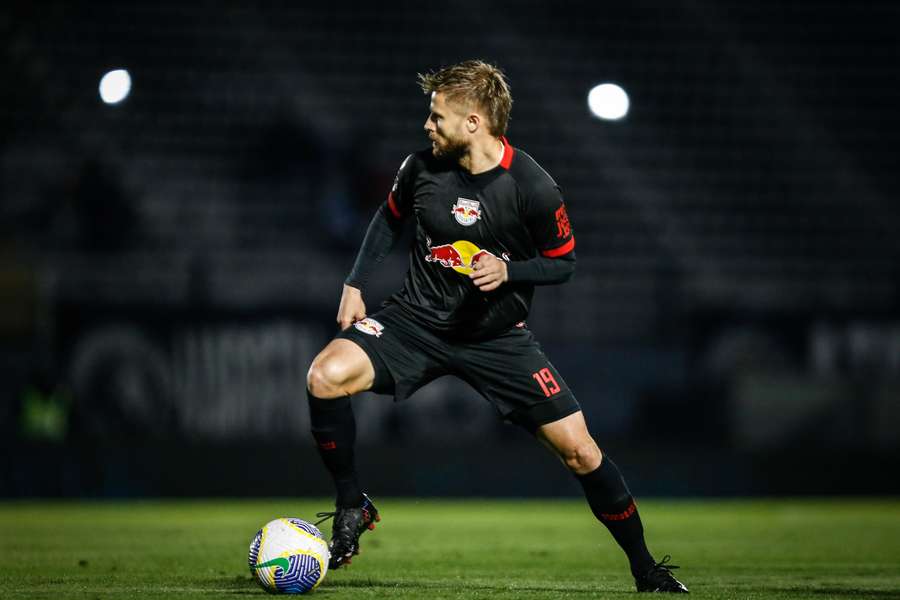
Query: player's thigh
307 338 375 398
536 410 602 474
454 327 580 431
335 305 451 401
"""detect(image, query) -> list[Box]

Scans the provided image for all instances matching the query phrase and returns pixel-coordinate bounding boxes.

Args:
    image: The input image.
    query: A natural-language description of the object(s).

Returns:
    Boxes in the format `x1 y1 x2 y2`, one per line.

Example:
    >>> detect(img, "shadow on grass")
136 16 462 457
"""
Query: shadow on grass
320 578 605 595
215 574 612 596
218 576 899 599
214 575 612 595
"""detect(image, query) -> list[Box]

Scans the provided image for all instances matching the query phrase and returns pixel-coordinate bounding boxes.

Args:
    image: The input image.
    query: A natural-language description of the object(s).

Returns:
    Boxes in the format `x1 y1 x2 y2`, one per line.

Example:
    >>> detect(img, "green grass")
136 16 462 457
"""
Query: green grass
1 498 899 599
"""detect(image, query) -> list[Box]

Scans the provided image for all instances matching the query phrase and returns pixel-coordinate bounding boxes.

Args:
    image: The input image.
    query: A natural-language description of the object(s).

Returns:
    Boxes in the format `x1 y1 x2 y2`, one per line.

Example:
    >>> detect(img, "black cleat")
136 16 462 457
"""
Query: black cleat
635 555 689 593
315 494 380 570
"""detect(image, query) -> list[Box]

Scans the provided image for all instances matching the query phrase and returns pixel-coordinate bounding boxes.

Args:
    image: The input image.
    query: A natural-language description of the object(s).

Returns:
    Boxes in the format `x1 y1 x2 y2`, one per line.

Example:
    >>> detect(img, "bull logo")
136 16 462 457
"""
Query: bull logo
451 198 481 226
425 240 508 275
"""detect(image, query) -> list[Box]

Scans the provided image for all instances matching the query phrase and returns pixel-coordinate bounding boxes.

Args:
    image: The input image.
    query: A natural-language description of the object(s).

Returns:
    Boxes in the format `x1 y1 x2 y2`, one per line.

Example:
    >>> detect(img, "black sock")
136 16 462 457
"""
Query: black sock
577 455 655 577
308 391 364 508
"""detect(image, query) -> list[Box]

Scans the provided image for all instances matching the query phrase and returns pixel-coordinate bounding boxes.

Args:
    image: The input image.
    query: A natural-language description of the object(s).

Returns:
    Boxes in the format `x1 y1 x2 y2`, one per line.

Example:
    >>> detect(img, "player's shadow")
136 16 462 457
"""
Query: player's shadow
212 575 609 596
320 578 608 595
216 576 900 598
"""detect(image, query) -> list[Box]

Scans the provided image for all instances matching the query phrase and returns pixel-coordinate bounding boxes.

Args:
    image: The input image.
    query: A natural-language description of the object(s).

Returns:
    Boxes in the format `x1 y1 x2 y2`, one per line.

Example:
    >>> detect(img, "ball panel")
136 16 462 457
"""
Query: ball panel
248 528 263 570
285 518 324 539
274 552 323 593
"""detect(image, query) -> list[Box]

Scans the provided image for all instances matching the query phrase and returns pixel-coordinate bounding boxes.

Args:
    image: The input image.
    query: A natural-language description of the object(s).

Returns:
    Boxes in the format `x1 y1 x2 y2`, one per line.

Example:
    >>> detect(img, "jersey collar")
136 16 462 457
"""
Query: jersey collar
499 136 515 170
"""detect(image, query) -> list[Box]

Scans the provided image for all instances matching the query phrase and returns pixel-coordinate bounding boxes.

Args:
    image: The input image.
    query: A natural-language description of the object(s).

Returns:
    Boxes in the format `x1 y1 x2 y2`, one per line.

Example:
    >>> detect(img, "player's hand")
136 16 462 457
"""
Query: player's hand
469 253 508 292
337 284 367 330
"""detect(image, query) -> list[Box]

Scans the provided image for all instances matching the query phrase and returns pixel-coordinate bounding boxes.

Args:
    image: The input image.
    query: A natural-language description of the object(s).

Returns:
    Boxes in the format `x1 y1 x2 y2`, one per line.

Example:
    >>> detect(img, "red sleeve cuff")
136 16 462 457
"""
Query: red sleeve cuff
540 237 575 257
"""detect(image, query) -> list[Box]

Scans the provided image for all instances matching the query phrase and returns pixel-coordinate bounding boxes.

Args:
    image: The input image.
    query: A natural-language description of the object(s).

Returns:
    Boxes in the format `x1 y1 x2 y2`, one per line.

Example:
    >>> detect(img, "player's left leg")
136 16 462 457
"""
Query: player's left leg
537 412 688 593
452 326 686 592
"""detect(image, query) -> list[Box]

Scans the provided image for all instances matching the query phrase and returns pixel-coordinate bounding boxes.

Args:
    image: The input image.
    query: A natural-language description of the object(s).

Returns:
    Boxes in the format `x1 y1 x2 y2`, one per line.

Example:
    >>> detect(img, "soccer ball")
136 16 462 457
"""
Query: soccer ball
248 518 331 594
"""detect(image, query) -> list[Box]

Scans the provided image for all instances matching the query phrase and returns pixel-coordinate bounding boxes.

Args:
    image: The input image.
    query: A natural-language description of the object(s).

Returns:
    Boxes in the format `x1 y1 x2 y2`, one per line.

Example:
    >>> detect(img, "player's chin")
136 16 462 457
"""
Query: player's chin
433 141 464 160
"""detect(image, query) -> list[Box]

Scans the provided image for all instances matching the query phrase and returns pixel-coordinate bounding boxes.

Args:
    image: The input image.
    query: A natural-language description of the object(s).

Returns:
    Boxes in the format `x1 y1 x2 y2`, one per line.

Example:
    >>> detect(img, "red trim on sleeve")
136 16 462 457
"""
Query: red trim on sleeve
499 137 514 170
541 237 575 257
386 191 402 218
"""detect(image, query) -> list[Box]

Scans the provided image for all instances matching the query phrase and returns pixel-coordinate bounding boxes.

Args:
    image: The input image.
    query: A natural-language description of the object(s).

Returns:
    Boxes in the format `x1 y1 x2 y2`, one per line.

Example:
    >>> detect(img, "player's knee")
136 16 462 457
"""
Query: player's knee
562 439 602 475
306 356 348 399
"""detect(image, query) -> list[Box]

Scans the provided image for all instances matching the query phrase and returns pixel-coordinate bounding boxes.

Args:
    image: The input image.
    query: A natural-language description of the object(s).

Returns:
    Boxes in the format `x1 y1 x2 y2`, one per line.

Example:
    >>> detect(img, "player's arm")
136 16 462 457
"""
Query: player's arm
506 250 575 284
472 184 576 292
338 155 413 328
513 181 576 284
471 250 574 291
339 203 405 328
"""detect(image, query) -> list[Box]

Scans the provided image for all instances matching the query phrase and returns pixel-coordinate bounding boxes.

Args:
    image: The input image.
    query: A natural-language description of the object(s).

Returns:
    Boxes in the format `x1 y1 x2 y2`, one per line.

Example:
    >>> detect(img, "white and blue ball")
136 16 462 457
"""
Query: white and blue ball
248 518 330 594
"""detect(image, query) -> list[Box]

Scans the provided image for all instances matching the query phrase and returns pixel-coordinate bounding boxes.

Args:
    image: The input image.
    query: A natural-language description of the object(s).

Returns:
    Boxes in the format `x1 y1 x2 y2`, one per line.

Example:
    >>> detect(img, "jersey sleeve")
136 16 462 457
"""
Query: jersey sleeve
524 182 576 258
344 155 415 290
384 153 416 221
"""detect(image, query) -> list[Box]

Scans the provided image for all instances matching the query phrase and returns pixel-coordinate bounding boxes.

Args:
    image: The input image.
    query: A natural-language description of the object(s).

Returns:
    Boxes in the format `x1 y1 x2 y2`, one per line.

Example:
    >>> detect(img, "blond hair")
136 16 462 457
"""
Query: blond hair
418 60 512 137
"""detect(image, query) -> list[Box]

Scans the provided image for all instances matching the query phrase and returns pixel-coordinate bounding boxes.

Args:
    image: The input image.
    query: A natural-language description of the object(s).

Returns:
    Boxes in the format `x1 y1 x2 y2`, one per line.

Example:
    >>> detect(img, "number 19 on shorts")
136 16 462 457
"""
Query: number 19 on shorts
532 367 561 397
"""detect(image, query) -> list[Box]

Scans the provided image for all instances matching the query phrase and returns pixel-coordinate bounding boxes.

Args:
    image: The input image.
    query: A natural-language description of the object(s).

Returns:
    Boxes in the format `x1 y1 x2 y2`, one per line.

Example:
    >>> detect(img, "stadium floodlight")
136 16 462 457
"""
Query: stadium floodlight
587 83 629 121
99 69 132 105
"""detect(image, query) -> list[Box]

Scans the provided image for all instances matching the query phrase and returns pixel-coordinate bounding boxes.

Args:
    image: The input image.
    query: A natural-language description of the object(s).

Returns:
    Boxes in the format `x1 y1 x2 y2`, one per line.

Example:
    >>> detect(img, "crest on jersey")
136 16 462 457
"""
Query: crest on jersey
353 318 384 337
451 198 481 226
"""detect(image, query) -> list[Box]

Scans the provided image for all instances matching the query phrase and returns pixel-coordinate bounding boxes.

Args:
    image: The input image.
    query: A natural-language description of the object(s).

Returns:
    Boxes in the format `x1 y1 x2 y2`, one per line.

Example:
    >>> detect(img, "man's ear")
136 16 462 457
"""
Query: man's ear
466 114 480 133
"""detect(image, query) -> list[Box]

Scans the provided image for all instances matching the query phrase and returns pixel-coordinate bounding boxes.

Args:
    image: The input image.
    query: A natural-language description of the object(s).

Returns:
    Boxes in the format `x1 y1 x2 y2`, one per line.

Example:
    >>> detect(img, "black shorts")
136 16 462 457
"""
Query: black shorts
335 303 580 432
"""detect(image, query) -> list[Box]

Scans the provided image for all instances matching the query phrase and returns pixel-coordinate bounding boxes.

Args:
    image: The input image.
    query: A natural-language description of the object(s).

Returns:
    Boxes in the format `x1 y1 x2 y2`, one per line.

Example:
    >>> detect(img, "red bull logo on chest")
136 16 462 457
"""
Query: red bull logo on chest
451 197 482 226
425 239 508 275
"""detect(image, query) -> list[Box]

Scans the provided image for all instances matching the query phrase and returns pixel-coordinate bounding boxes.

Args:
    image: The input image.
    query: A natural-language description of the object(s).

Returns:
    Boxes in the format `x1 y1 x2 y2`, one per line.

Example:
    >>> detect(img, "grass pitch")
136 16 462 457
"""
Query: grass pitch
1 498 898 599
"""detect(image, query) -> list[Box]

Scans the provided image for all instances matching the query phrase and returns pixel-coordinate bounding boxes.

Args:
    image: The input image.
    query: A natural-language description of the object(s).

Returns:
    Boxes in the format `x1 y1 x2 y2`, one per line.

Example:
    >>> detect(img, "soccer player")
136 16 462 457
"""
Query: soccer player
307 60 688 593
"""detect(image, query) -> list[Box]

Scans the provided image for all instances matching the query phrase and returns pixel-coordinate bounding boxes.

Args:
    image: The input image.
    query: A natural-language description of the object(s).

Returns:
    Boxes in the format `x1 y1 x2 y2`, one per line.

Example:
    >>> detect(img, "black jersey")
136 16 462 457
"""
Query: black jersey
382 138 576 339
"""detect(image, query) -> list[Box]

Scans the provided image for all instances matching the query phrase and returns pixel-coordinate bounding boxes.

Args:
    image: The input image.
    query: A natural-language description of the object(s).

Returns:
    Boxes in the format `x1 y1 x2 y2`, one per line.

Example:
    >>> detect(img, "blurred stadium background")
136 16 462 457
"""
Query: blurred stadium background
1 1 898 499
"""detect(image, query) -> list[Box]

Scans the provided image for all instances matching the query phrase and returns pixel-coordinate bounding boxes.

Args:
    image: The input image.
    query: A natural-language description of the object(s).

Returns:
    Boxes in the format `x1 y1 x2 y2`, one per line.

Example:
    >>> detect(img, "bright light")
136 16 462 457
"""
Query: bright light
587 83 629 121
99 69 132 105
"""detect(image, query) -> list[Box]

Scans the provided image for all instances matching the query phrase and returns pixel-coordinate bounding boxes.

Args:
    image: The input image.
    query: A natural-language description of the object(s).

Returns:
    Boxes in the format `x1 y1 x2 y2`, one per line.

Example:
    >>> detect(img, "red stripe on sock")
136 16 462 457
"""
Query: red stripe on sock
599 500 636 521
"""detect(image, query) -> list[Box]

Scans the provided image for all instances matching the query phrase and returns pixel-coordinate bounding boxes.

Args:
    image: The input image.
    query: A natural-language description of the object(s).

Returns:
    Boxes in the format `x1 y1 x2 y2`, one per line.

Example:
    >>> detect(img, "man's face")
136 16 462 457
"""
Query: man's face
424 91 470 159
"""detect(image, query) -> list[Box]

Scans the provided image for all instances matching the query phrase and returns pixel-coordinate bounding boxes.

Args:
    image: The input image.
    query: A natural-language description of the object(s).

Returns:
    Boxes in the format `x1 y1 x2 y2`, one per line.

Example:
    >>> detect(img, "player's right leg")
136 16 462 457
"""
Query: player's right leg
307 338 375 508
306 339 381 569
307 304 447 569
307 338 377 399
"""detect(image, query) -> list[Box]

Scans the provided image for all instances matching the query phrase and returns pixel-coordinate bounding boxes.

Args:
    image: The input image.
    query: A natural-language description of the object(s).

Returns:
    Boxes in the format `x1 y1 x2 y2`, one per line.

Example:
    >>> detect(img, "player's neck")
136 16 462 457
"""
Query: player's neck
459 136 504 175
